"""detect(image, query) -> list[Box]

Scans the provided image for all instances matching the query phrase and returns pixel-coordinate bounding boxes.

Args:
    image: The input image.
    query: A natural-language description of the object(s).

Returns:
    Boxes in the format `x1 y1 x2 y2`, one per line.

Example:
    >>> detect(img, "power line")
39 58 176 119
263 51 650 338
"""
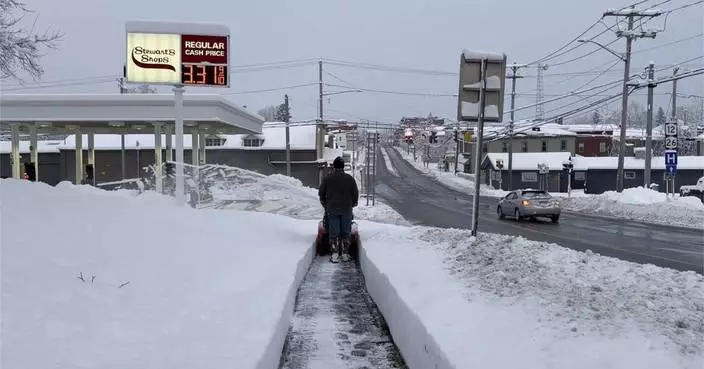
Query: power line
222 83 318 95
324 83 457 97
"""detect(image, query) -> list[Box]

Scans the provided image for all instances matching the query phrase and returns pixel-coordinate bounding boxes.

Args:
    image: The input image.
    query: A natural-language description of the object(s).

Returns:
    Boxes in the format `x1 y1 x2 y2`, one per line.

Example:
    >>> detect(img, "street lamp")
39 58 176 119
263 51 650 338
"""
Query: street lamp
577 40 625 61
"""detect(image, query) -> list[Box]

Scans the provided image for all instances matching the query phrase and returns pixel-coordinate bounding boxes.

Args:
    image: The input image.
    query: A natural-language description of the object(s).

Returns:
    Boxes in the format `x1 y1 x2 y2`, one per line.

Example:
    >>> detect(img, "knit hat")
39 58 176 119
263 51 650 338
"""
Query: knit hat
333 156 345 169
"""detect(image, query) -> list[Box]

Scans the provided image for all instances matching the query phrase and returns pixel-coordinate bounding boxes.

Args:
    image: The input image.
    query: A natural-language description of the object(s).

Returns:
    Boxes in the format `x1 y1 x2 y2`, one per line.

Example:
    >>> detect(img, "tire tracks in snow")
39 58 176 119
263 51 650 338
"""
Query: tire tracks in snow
279 256 407 369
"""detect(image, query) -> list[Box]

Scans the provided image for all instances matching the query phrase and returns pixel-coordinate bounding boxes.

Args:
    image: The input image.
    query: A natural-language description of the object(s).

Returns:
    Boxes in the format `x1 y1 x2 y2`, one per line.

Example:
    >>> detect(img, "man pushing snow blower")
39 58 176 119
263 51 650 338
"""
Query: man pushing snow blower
318 156 359 263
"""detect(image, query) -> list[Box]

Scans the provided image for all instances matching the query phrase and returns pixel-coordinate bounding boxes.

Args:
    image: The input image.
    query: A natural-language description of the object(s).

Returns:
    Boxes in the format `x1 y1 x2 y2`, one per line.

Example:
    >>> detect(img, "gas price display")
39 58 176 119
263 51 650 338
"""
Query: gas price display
181 64 228 86
180 34 229 87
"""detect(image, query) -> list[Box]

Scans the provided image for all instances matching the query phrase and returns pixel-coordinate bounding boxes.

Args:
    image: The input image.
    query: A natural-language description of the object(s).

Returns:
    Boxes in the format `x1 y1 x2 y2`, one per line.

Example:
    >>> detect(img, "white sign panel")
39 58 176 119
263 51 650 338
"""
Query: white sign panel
126 32 181 84
664 122 678 136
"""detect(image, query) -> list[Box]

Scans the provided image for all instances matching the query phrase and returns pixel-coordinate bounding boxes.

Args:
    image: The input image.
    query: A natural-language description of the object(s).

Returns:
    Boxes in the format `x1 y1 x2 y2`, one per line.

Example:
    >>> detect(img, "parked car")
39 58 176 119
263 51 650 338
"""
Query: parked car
680 176 704 203
497 189 561 223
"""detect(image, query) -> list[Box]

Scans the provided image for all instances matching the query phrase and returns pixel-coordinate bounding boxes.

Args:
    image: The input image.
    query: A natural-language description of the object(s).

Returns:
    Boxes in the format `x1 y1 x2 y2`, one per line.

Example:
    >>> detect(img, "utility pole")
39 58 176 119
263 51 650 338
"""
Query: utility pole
604 5 661 192
284 94 291 177
317 60 324 185
117 77 127 180
644 62 655 187
670 67 679 121
507 63 524 191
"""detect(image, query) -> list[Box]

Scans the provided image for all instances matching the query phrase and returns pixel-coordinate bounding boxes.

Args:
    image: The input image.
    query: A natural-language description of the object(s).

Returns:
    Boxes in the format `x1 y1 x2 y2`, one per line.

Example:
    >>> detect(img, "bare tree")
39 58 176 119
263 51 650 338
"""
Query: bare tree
256 105 277 121
0 0 62 81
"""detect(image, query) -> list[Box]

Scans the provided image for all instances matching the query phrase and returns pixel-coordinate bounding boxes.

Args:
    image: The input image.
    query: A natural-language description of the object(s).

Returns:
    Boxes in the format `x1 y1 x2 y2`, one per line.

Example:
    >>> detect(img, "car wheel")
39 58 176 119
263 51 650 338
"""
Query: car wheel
514 208 521 222
551 214 560 223
497 206 504 219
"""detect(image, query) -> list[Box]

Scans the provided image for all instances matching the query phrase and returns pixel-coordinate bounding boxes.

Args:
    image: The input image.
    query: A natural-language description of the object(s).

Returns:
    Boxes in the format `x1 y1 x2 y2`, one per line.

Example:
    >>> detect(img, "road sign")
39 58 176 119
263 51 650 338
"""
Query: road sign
664 121 678 150
464 132 473 142
457 50 507 122
125 22 230 87
665 150 677 174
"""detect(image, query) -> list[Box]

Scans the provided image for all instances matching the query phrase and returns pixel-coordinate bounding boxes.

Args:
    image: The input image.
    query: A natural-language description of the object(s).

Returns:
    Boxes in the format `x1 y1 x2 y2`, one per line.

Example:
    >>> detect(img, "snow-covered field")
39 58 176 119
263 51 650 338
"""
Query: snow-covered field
395 147 704 229
1 179 314 369
559 187 704 229
361 223 704 369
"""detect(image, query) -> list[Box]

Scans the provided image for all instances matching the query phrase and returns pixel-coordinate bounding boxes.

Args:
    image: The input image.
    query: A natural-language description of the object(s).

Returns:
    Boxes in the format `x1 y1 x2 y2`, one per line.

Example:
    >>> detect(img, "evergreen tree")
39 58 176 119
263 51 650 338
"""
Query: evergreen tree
656 107 667 126
274 102 291 122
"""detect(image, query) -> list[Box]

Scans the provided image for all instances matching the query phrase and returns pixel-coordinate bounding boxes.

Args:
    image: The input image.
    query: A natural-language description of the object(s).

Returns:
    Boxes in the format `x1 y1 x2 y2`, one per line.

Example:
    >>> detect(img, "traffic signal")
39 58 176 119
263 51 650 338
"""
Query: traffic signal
376 133 381 143
457 50 507 122
454 129 459 142
562 159 574 172
496 159 504 170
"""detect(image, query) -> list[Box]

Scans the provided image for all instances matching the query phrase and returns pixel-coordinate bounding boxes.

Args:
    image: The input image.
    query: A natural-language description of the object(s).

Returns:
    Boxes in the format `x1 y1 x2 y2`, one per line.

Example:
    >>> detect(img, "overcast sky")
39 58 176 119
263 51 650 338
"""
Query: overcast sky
1 0 702 124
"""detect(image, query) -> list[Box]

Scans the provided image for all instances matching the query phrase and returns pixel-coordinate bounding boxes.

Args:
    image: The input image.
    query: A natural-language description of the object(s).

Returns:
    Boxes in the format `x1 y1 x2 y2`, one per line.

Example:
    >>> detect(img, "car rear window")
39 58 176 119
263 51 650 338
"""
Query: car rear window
522 191 551 199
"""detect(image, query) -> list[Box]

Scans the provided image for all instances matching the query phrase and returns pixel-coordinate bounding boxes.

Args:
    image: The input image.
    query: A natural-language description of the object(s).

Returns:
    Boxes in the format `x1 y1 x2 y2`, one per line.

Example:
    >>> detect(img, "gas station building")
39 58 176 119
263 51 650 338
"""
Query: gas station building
0 94 264 188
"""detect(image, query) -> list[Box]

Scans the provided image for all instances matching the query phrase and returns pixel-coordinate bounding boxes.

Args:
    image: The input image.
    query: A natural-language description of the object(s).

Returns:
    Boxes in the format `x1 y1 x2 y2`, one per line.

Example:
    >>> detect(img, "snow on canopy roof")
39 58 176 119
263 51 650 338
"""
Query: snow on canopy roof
0 140 62 154
484 152 572 171
58 123 316 150
125 20 230 36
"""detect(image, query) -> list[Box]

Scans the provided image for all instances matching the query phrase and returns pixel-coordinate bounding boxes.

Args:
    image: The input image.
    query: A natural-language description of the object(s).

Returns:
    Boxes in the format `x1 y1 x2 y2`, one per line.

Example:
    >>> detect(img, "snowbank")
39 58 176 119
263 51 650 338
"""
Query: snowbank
393 146 507 197
198 164 408 226
380 147 399 176
361 223 704 369
560 187 704 229
0 179 315 369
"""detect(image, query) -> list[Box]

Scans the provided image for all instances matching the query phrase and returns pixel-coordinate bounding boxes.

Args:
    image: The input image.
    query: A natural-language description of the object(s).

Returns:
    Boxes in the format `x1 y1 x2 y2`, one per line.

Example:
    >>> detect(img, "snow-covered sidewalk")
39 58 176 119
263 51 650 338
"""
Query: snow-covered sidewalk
1 179 314 369
380 147 399 176
393 146 507 197
361 224 704 369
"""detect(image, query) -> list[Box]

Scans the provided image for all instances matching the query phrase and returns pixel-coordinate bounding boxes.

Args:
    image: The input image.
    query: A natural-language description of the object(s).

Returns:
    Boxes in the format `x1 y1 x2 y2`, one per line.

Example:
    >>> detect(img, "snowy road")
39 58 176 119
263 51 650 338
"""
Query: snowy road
279 257 407 369
377 146 704 274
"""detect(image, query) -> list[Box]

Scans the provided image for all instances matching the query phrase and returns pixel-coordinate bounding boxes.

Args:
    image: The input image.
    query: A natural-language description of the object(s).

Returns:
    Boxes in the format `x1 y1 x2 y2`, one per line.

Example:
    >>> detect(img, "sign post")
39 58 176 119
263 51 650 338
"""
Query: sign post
496 159 504 190
458 50 507 236
125 21 230 204
664 119 678 198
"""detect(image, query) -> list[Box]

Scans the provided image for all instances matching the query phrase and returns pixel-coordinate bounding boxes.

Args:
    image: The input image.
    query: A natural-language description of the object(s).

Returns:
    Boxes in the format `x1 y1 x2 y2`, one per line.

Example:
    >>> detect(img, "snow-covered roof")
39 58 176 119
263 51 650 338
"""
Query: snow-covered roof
612 128 665 140
0 94 263 135
0 140 63 154
484 152 704 171
564 124 617 133
58 122 316 150
574 156 704 171
484 122 576 137
484 152 572 171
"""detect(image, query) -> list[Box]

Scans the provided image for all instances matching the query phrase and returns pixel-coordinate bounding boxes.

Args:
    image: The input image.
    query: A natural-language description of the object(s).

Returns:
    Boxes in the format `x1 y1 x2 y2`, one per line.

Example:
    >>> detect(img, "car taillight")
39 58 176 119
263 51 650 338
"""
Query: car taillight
521 200 530 206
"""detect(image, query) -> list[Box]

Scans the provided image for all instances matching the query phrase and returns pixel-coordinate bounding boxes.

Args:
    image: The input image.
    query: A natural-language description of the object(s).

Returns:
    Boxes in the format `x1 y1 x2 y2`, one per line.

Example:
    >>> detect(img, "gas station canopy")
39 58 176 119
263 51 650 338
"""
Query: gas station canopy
0 93 264 135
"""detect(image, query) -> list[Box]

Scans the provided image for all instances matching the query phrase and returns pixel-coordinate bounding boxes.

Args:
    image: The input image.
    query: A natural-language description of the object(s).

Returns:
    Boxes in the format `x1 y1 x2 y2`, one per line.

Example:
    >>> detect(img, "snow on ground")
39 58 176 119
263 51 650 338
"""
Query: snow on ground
394 147 703 228
200 164 408 226
393 146 507 197
361 224 704 369
0 179 314 369
560 187 704 229
380 147 399 177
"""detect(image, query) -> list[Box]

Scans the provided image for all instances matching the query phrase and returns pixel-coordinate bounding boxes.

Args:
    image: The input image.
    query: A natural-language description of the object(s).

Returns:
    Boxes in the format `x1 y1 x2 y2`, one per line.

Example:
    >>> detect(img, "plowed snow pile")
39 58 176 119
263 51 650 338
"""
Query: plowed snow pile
201 165 407 225
560 186 704 229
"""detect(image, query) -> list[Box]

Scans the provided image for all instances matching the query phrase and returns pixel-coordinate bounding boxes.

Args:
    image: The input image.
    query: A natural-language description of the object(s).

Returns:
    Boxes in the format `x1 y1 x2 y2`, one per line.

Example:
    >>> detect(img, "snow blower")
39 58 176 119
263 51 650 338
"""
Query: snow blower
315 214 359 261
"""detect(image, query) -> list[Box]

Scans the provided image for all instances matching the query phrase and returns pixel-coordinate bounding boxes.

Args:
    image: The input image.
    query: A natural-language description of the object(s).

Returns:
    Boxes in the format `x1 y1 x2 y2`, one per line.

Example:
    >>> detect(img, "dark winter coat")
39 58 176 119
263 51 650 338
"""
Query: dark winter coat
319 168 359 215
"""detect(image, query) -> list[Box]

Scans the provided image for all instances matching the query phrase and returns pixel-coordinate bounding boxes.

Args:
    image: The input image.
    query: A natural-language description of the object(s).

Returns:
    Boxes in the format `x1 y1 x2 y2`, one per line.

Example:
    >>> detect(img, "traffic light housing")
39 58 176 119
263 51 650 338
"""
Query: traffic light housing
562 159 574 172
457 50 507 122
454 130 459 142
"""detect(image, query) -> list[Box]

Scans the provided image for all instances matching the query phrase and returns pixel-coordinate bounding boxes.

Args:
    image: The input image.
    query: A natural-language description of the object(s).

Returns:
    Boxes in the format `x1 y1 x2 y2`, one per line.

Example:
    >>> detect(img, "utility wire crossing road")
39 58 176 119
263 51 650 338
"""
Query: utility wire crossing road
376 146 704 274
